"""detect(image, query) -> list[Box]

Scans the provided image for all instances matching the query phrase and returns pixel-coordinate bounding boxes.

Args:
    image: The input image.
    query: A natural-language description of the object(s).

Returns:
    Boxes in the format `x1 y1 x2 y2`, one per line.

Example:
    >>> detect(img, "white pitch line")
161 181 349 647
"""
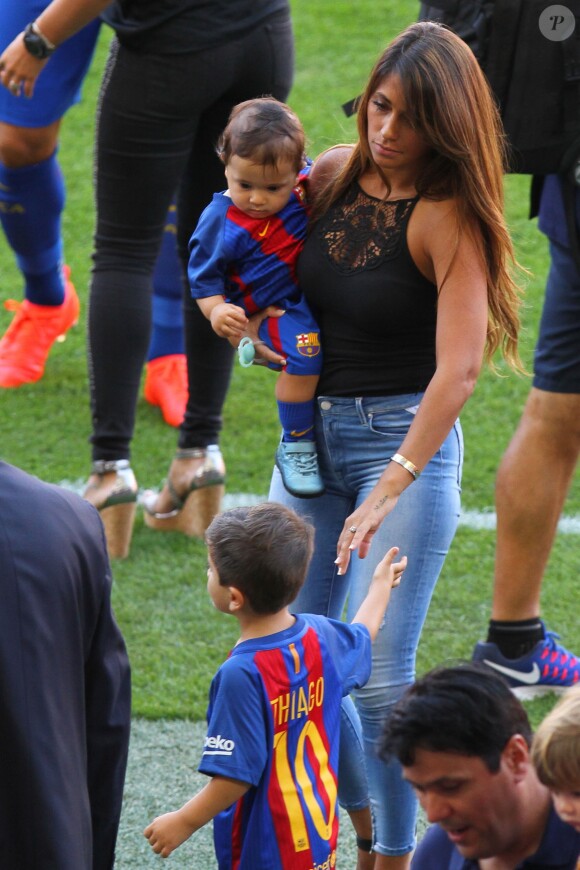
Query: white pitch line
458 509 580 535
223 500 580 536
60 481 580 534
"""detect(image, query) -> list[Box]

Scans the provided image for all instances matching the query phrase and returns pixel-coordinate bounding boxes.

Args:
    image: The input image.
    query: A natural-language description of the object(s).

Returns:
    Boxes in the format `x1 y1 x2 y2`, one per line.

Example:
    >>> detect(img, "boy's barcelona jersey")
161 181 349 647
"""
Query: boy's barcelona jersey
188 168 310 315
199 613 371 870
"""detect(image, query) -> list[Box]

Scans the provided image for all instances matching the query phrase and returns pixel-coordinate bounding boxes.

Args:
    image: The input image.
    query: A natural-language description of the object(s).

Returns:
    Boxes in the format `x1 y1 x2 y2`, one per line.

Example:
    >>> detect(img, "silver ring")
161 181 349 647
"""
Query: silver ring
349 526 357 534
10 81 19 93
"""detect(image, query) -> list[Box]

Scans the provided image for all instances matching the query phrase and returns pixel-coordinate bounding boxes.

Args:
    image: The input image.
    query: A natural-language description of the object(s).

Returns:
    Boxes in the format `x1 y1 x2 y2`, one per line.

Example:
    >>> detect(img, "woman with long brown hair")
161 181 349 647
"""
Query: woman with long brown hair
261 21 523 868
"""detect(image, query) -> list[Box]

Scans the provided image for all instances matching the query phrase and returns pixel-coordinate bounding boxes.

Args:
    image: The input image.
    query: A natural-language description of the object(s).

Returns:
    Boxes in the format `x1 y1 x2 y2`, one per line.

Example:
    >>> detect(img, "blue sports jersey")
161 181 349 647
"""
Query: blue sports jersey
412 805 580 869
198 613 371 870
189 170 309 314
188 167 322 375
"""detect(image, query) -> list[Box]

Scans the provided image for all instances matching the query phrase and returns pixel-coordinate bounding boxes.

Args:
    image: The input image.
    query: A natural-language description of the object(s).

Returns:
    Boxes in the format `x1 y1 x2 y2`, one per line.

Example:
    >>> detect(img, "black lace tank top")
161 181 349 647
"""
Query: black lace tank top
298 182 438 396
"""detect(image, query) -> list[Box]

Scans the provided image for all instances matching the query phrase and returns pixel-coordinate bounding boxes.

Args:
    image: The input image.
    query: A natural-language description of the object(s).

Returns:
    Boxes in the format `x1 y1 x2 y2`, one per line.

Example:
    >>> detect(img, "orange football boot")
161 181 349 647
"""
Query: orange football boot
144 353 188 427
0 266 80 388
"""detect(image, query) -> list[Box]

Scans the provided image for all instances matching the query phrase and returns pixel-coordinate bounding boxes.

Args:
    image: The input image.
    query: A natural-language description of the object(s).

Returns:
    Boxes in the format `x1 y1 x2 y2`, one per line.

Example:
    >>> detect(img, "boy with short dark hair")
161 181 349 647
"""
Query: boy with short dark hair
144 502 406 868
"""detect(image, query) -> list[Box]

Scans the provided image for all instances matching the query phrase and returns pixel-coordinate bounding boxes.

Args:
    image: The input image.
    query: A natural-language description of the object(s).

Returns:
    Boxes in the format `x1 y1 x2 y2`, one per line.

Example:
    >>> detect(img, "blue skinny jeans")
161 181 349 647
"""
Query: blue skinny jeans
269 393 463 856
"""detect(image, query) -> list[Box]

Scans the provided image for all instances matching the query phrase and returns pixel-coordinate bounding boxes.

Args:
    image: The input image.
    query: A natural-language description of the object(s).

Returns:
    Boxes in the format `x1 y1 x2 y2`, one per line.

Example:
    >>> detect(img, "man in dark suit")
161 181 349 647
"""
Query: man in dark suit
0 460 131 868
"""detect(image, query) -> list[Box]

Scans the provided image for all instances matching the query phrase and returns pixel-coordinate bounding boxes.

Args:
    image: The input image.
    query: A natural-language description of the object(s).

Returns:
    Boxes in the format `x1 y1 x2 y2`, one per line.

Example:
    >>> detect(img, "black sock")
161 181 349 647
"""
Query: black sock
486 618 544 659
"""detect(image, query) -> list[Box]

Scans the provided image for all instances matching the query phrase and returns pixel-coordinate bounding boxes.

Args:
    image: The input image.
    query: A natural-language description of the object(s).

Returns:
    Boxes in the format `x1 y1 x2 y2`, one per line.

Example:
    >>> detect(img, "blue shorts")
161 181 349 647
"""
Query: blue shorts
258 295 322 377
533 237 580 393
0 3 100 127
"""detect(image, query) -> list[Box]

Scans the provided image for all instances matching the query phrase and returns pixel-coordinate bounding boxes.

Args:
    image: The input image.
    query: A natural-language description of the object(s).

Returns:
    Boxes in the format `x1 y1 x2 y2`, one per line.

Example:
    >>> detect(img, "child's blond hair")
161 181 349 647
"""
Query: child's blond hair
532 686 580 790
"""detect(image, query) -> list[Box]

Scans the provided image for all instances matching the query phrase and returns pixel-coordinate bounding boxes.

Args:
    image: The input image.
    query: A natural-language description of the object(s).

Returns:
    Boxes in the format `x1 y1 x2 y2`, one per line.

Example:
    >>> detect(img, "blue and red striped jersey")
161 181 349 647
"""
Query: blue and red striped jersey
188 170 310 315
199 613 371 869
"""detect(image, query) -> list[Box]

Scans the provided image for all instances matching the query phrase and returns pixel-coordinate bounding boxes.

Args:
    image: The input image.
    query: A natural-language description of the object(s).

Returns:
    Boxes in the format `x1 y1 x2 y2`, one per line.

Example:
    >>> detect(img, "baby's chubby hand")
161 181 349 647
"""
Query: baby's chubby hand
210 302 248 339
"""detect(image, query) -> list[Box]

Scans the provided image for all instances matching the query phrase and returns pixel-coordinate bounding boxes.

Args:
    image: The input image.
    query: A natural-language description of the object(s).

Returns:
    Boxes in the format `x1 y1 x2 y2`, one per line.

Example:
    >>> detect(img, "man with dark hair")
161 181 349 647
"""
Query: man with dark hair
0 460 131 869
381 663 580 868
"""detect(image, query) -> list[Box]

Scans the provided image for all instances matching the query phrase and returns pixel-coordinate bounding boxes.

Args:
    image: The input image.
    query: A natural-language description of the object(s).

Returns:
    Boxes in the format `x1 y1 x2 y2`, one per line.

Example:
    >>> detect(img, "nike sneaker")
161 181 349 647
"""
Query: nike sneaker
275 440 324 499
473 624 580 700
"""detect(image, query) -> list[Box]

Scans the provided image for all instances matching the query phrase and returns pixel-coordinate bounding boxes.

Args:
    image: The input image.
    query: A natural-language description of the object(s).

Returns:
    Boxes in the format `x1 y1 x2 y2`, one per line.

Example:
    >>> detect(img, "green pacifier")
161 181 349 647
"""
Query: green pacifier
238 336 256 367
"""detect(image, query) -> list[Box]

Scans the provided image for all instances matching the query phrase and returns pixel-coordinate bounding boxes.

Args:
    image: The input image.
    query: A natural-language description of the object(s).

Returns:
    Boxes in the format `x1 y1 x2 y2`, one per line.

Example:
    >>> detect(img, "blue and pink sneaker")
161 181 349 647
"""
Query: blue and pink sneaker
473 624 580 700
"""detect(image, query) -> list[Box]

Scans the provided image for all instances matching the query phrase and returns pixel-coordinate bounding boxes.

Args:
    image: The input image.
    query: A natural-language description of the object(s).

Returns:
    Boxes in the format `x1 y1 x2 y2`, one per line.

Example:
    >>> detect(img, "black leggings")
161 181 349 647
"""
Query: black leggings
88 12 294 461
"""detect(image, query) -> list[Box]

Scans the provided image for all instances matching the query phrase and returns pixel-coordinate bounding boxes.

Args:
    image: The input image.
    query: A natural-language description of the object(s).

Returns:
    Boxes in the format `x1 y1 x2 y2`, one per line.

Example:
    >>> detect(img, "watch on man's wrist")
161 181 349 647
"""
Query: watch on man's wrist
23 22 56 59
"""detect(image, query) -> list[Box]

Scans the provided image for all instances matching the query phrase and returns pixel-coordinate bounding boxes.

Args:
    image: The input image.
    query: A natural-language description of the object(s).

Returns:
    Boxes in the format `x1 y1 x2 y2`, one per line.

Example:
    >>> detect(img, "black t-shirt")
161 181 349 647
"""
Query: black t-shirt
102 0 290 54
298 183 438 397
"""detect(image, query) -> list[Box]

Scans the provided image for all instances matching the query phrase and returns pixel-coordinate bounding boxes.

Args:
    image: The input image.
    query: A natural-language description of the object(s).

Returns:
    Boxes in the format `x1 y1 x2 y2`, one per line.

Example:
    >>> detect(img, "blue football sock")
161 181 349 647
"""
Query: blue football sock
0 151 66 305
147 201 185 361
278 399 316 442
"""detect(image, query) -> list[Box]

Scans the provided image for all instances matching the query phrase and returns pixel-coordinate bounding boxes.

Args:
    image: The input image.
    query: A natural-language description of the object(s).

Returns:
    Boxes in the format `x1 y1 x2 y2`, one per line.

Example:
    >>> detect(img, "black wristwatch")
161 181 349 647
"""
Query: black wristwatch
23 22 56 59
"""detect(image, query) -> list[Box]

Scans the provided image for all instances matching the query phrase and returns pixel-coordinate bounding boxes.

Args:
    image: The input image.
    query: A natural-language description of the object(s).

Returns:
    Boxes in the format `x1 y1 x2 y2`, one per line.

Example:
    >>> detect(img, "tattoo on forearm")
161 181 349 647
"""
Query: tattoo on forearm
374 496 389 510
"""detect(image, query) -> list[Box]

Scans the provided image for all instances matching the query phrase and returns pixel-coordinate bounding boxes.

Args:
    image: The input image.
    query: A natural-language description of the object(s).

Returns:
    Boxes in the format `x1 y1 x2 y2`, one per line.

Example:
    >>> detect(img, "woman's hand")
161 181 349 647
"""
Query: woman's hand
335 486 401 576
231 305 287 368
0 36 48 98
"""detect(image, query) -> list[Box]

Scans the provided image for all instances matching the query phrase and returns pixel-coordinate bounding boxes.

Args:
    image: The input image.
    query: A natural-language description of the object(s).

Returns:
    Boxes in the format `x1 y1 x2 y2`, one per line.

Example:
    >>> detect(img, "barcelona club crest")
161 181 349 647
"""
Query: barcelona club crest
296 332 321 357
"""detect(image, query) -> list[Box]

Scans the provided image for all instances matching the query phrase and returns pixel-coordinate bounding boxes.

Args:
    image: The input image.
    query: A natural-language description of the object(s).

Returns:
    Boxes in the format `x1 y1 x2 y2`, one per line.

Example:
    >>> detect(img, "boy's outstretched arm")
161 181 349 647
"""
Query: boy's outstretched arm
352 547 407 642
144 776 250 858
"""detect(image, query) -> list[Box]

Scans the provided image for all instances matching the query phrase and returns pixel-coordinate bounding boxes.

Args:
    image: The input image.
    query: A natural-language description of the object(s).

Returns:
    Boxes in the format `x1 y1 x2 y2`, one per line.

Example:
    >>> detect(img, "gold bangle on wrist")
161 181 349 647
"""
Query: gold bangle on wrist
390 453 420 480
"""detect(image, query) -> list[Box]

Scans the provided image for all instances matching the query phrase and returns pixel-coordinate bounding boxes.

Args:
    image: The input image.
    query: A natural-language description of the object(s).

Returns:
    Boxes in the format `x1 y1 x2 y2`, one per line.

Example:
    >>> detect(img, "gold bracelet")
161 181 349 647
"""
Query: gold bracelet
390 453 420 480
